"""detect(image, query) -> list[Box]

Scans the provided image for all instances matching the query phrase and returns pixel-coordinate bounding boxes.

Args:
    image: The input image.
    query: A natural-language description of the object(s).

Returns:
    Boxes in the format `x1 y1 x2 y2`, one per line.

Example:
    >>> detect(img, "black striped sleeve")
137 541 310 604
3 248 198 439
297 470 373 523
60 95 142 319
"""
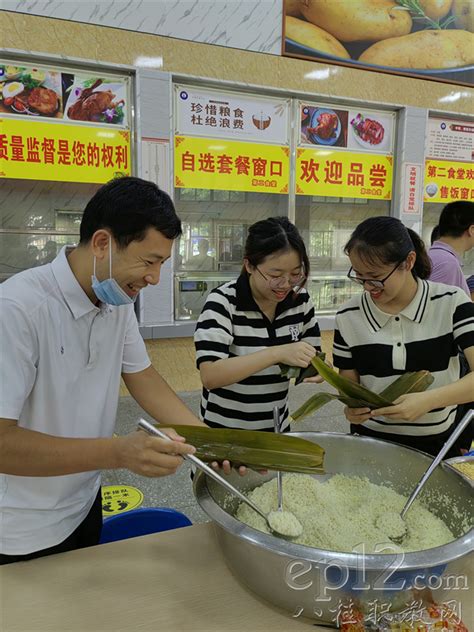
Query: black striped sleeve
300 294 321 350
332 312 354 369
194 290 233 367
453 297 474 351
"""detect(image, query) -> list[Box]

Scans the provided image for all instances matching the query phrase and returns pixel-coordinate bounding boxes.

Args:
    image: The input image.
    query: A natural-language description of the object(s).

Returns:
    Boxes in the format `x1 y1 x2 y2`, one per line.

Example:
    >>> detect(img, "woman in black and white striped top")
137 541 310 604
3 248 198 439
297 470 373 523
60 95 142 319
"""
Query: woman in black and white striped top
333 216 474 458
194 217 321 432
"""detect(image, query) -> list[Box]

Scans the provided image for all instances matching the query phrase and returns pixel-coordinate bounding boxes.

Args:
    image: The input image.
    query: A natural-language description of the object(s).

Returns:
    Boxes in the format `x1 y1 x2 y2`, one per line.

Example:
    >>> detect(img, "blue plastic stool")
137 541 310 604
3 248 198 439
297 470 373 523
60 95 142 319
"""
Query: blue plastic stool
99 507 192 544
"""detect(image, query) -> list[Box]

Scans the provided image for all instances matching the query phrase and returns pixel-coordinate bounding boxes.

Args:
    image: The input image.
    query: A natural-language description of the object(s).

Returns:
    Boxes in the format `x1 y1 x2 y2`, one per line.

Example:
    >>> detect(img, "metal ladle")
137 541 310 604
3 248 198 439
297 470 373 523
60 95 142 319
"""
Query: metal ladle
273 406 284 513
381 409 474 545
137 418 303 540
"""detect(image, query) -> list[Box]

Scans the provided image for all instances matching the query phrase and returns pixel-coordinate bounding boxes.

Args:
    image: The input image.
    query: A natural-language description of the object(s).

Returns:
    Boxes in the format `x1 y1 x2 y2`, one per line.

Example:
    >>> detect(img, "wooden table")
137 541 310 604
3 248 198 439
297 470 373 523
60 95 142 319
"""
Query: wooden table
1 523 322 632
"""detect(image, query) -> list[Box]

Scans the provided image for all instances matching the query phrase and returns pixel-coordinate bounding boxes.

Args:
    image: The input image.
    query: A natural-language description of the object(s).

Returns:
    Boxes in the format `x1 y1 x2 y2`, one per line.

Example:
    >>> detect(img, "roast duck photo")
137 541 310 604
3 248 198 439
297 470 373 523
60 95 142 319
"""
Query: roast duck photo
307 111 339 139
67 79 124 122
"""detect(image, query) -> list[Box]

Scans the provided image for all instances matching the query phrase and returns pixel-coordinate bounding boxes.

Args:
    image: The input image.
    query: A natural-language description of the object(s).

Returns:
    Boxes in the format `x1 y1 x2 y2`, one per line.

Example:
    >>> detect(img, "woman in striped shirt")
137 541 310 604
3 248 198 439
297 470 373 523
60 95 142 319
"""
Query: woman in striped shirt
333 216 474 458
195 217 321 433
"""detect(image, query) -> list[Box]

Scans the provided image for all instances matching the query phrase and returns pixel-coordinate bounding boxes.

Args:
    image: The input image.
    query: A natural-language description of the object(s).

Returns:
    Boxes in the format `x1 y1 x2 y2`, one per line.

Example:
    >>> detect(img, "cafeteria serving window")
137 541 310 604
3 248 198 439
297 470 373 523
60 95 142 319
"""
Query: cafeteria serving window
173 189 288 320
295 196 391 314
177 188 246 203
0 179 99 282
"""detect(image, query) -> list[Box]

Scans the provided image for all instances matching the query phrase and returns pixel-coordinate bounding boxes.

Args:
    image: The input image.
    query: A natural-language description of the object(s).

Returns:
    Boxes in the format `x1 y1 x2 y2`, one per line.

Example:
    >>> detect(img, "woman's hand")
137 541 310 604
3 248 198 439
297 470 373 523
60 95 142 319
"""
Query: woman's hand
211 460 247 476
372 392 433 422
277 341 316 367
344 406 372 425
210 460 267 477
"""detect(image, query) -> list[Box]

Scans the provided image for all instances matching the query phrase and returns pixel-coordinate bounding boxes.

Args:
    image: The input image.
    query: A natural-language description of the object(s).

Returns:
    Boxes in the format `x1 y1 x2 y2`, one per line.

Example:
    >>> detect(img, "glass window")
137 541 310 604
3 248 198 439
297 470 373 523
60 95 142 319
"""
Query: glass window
0 179 99 281
295 196 391 314
0 232 79 281
173 189 288 320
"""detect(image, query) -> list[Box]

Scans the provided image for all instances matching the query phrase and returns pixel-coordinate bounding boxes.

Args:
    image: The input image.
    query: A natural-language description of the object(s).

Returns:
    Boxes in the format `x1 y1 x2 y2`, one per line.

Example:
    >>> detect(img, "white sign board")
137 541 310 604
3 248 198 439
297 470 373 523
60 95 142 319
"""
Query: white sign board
175 85 289 145
426 118 474 163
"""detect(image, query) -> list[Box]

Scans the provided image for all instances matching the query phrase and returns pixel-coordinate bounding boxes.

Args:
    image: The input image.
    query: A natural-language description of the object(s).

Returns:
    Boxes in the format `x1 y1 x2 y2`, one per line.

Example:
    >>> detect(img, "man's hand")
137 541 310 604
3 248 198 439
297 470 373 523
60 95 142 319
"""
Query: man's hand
115 428 196 477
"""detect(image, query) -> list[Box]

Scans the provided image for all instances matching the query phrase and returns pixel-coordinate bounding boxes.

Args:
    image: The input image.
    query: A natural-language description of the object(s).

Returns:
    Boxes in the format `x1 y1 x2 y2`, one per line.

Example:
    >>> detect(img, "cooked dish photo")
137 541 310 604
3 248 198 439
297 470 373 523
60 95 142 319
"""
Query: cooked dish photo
301 106 348 146
0 65 62 117
350 112 385 146
64 77 126 125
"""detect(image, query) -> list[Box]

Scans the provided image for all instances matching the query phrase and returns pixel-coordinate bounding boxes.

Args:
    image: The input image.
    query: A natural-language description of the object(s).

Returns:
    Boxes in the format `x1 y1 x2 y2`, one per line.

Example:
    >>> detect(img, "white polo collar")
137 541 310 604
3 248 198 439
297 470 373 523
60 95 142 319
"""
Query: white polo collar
360 279 429 333
51 246 100 320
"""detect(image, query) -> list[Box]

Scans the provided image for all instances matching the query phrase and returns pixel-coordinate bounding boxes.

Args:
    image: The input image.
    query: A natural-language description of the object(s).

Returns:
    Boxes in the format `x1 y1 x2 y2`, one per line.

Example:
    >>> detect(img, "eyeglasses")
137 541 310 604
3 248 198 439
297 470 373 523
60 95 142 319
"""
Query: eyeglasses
347 258 406 290
256 266 306 291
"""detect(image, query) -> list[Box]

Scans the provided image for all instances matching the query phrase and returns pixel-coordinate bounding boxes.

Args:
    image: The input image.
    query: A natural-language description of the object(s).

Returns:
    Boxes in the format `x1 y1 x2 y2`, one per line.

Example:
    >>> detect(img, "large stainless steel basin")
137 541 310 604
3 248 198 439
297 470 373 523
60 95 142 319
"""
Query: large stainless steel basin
194 432 473 626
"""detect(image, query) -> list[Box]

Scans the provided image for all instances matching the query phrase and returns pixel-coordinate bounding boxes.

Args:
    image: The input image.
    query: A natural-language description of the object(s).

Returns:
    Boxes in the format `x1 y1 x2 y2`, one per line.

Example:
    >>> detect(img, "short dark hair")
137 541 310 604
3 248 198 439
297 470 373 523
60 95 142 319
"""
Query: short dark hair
79 176 182 248
344 216 431 280
244 216 310 281
438 201 474 238
430 225 440 245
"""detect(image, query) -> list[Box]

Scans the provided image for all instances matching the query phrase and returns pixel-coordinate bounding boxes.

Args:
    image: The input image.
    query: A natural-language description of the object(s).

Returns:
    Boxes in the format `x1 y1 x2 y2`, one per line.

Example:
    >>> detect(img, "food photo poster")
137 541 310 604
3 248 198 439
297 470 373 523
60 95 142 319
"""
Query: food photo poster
284 0 474 86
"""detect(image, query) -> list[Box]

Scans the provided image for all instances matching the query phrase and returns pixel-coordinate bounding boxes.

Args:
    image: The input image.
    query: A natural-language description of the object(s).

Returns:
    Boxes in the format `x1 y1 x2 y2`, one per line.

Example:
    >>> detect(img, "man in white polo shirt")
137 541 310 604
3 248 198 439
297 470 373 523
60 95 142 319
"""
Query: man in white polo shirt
0 177 203 564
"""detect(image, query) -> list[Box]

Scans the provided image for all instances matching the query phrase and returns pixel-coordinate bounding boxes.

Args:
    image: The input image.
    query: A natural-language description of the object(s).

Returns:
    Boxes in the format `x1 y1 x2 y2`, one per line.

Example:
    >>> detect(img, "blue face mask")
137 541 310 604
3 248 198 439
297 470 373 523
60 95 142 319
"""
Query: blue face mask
91 238 136 306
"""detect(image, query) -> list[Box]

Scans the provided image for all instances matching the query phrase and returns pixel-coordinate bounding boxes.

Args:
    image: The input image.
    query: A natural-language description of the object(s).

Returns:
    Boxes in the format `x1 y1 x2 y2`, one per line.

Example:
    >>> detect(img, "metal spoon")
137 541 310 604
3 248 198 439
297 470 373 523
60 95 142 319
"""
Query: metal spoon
273 406 284 513
382 409 474 545
137 418 303 540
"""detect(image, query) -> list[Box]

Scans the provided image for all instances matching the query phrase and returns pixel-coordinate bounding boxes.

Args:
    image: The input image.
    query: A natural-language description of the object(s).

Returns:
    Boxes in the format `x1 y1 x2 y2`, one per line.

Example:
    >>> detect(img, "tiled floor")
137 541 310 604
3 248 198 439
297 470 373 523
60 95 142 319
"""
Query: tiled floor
119 337 202 395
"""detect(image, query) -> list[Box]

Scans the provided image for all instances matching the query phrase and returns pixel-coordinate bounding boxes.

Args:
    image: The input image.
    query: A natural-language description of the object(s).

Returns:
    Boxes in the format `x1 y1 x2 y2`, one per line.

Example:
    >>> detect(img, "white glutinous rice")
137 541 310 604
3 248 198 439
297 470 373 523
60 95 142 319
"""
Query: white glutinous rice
375 511 406 540
235 474 455 553
267 510 303 538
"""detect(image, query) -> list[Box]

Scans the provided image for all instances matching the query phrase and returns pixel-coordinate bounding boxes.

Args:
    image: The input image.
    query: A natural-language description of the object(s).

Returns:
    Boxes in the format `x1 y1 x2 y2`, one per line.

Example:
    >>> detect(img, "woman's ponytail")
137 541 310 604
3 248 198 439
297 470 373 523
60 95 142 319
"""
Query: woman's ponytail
406 228 431 279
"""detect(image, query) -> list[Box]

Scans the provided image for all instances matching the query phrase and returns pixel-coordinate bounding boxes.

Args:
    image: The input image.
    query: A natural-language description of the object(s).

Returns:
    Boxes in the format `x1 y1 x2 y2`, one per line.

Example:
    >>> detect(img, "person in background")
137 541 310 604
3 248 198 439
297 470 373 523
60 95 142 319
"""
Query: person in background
429 202 474 426
187 238 215 271
0 177 204 565
26 244 40 268
231 243 244 262
194 216 321 433
41 239 59 264
333 216 474 459
428 201 474 298
430 225 440 245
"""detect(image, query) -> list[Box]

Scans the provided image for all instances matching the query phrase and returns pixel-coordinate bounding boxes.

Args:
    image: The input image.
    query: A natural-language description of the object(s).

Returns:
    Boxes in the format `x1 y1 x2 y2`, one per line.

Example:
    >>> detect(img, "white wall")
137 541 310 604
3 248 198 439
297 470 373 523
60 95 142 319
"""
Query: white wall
4 1 282 55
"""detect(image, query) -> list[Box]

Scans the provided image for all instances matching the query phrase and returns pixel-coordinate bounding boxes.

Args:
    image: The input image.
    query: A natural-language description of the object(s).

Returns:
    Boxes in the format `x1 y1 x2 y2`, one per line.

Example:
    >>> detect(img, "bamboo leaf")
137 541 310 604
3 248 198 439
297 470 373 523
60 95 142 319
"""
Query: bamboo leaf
295 363 319 385
162 424 325 474
291 392 337 421
279 351 325 385
289 364 434 422
279 364 300 380
337 396 374 409
311 354 392 407
379 370 434 401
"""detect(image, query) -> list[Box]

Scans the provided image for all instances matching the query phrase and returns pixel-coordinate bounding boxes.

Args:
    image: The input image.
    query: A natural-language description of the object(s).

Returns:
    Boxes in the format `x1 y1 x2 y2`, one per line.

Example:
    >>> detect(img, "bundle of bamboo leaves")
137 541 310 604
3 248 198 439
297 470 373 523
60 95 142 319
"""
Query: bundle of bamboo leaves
279 352 324 385
162 424 324 474
289 354 434 422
